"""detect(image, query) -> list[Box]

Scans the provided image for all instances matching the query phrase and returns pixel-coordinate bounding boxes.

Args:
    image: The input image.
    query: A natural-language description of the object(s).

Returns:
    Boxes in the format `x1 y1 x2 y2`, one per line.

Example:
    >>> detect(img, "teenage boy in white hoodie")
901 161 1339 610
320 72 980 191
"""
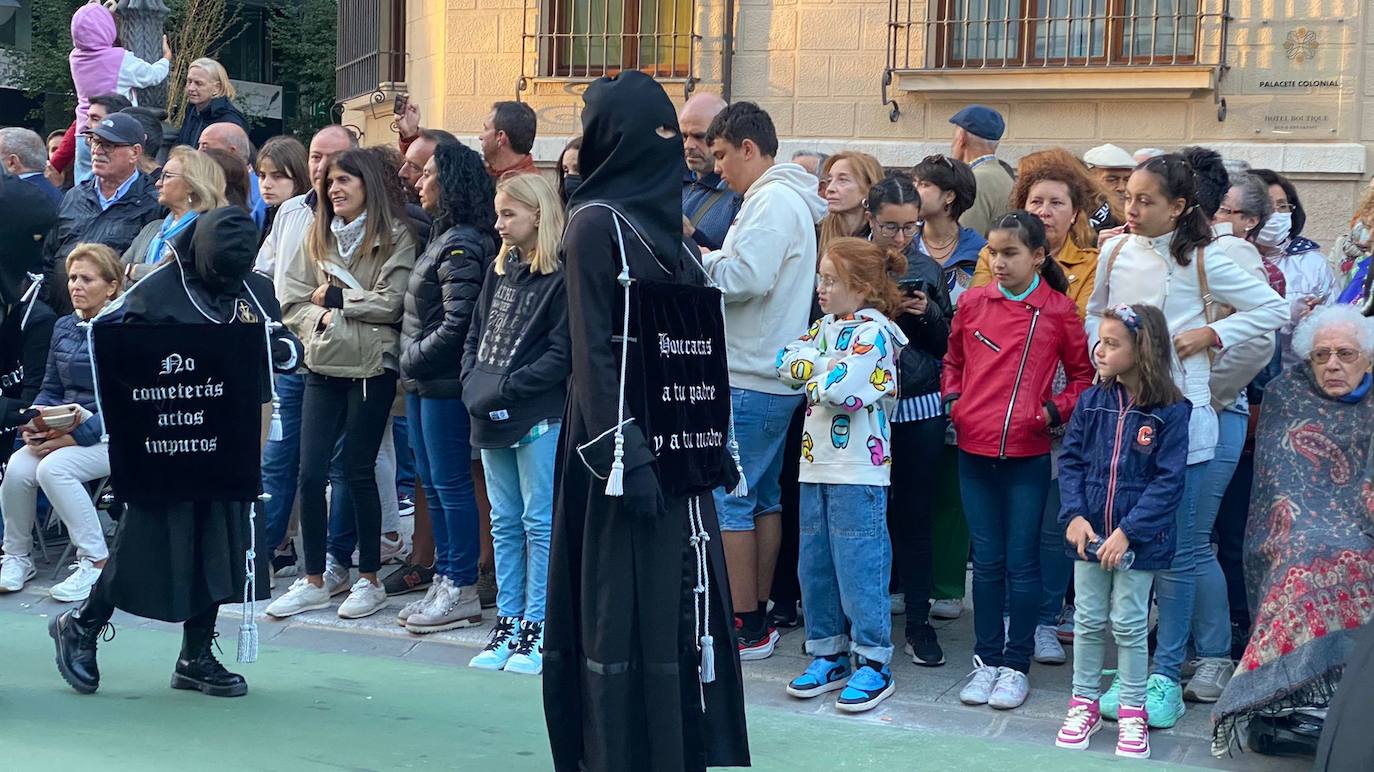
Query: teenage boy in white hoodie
702 102 828 661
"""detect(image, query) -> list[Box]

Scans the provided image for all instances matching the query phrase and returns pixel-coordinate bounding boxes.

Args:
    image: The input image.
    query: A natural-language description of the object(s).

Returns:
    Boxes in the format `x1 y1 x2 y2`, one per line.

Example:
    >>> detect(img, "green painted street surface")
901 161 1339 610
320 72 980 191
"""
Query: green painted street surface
1 609 1196 772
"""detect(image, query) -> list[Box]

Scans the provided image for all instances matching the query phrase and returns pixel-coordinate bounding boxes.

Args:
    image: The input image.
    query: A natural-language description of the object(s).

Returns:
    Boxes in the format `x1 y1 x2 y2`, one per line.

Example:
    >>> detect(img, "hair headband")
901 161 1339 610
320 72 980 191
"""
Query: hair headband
1111 303 1141 333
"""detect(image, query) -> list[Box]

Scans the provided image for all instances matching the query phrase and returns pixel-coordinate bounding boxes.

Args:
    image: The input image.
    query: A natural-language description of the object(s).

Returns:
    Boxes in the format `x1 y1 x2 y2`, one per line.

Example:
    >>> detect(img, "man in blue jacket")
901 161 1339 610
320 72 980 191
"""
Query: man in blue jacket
679 93 742 252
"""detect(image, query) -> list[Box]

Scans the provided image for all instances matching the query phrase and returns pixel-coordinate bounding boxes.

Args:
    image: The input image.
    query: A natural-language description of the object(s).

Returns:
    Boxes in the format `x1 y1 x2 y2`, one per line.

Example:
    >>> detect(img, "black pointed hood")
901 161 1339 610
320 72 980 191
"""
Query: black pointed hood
568 71 684 265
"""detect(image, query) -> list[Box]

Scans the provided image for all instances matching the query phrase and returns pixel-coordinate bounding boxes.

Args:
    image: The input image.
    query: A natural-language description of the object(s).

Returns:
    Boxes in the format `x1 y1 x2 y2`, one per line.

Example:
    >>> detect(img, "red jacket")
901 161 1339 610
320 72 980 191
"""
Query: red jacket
942 280 1094 458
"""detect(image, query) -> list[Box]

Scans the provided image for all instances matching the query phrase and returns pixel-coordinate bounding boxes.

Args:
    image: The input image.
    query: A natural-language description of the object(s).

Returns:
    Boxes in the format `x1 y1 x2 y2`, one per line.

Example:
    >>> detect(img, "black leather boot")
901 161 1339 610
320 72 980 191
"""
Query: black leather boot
49 607 111 694
171 624 247 698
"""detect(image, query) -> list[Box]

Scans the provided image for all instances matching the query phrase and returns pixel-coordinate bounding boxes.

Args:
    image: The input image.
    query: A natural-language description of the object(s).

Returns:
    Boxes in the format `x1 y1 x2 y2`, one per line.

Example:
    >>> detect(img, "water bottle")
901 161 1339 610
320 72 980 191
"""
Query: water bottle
1086 537 1135 571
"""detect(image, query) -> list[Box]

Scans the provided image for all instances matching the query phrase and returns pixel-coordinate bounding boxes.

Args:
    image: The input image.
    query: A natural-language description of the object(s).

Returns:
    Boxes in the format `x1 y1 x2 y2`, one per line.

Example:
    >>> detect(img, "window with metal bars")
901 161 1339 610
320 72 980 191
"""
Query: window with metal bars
336 0 406 102
923 0 1208 68
529 0 696 79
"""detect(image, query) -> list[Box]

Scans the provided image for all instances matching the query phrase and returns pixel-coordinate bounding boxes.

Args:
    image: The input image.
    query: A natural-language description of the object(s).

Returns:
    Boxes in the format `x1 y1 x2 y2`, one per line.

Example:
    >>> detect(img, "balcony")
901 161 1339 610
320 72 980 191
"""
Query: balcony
885 0 1229 103
336 0 406 104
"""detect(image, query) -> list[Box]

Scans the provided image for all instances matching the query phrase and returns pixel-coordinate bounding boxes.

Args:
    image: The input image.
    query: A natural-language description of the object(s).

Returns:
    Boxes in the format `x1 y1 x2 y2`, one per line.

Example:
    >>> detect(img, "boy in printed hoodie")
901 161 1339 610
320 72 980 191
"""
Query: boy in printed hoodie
69 2 171 184
702 101 828 660
776 237 908 713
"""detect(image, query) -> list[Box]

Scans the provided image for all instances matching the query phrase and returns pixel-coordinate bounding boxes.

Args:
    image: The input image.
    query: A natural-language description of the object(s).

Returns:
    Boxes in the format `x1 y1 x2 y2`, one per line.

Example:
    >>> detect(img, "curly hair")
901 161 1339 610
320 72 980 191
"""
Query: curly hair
432 141 498 240
823 237 908 317
1009 148 1110 251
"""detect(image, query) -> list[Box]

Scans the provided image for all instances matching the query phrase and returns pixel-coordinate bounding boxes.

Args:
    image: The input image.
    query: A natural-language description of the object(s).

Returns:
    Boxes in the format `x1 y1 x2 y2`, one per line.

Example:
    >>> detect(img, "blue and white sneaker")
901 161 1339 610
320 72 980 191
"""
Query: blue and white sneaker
786 655 851 699
836 657 895 713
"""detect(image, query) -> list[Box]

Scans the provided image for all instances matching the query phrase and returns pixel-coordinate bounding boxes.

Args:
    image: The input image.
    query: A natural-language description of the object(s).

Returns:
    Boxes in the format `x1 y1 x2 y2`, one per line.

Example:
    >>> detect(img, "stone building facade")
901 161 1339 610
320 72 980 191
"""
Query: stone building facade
340 0 1371 243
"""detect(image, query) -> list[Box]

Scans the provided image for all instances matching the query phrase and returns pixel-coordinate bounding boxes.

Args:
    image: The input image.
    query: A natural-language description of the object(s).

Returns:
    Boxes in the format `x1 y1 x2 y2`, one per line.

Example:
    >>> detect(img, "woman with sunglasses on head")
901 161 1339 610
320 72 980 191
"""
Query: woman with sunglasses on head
863 174 955 667
911 155 986 307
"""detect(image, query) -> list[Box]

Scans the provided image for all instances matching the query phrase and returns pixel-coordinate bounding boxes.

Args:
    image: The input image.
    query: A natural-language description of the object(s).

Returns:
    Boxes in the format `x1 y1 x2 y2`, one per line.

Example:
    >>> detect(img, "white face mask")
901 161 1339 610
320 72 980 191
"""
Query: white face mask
1256 211 1292 248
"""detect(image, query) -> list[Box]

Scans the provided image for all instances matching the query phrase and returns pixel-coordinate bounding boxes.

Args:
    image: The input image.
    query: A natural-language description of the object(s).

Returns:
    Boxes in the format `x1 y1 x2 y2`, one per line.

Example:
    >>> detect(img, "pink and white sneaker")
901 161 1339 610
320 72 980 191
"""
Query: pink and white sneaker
1055 696 1102 750
1116 705 1151 759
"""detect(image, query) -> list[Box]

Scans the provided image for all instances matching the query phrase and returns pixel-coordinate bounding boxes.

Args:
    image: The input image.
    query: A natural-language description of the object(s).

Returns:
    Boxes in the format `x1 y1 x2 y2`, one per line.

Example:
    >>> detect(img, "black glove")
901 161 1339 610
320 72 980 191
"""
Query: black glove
0 396 35 430
619 463 664 520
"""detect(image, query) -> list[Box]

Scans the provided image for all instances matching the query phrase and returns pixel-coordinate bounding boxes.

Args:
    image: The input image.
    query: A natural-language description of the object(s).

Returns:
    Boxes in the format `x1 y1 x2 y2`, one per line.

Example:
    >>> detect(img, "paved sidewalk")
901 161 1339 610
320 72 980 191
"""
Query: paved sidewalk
3 552 1308 771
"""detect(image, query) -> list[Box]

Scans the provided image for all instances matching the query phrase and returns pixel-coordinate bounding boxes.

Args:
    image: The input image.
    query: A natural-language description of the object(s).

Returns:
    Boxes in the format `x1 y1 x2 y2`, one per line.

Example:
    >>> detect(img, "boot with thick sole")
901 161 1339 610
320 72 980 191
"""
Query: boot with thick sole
49 607 110 695
171 623 248 698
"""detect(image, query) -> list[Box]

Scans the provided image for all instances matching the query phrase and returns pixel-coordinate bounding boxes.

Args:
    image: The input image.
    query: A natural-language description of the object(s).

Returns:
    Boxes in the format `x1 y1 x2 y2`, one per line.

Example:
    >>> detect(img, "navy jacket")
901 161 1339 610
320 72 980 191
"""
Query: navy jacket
42 174 163 314
22 173 63 206
34 313 102 446
682 170 742 252
176 96 248 149
1056 383 1190 570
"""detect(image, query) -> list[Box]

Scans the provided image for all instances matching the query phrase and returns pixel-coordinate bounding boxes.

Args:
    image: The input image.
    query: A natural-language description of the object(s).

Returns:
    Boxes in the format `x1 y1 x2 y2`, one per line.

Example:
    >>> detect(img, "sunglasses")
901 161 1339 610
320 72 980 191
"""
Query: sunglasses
1309 348 1363 365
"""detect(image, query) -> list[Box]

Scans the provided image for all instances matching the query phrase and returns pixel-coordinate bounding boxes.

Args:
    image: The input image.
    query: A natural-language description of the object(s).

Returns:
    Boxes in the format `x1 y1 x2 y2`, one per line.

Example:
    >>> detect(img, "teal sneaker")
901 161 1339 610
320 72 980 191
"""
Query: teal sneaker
836 657 895 713
786 655 851 699
1144 674 1186 729
1099 669 1121 720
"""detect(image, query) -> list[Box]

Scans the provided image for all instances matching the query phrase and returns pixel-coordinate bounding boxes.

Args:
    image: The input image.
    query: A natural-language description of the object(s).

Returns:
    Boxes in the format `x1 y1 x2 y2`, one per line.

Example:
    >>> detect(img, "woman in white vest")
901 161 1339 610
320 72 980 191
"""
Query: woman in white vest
1084 151 1286 729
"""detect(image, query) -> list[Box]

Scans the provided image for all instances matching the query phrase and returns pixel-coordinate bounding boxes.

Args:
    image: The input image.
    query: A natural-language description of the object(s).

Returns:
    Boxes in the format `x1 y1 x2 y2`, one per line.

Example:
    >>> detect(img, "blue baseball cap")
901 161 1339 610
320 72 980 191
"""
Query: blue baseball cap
949 105 1005 141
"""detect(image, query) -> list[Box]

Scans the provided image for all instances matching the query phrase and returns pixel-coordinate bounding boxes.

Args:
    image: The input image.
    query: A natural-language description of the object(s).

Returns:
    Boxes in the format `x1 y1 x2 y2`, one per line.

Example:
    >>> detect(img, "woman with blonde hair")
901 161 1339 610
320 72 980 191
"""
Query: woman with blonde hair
461 172 569 674
819 151 885 255
176 57 246 148
122 147 228 281
0 244 123 601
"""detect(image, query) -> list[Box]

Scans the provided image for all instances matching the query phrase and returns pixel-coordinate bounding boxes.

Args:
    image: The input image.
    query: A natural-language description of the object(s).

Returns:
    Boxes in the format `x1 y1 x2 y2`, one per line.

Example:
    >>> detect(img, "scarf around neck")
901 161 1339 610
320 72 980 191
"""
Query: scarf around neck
330 213 368 264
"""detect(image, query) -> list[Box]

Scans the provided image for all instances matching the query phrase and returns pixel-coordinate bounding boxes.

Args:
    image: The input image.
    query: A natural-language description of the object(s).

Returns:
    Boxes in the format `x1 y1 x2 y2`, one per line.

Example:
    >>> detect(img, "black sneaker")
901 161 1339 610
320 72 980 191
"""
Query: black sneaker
904 622 945 667
397 495 416 517
767 601 800 629
271 542 298 578
382 562 435 596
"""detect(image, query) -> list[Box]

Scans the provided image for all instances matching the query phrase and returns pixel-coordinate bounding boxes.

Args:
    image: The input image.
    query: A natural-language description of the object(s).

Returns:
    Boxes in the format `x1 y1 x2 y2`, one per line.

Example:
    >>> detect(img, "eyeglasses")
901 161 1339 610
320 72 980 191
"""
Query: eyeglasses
1310 348 1363 365
160 171 182 180
1273 202 1295 213
1215 206 1247 217
815 275 841 291
875 222 920 237
86 136 131 152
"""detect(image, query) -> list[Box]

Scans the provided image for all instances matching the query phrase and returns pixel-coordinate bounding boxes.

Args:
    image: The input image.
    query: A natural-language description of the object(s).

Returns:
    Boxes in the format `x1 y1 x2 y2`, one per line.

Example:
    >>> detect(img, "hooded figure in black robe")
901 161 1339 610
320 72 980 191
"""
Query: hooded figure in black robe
49 207 301 699
542 71 750 771
0 173 58 461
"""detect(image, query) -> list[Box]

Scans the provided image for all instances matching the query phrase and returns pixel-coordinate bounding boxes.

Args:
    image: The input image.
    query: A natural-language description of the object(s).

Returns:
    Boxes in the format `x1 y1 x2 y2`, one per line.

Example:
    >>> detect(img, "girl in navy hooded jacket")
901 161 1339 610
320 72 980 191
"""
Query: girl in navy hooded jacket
1054 303 1189 760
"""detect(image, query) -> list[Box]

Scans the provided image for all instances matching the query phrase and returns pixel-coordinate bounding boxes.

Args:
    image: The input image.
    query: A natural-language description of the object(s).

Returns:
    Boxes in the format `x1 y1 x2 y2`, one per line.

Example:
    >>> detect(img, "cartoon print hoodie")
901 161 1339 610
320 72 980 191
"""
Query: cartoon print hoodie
69 3 170 132
776 307 907 486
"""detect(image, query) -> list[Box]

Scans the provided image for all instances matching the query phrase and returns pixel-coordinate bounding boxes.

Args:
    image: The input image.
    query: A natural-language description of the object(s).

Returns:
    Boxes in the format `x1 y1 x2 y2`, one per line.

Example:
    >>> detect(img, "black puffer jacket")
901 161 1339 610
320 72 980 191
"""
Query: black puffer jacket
176 96 248 149
42 174 163 314
400 223 495 397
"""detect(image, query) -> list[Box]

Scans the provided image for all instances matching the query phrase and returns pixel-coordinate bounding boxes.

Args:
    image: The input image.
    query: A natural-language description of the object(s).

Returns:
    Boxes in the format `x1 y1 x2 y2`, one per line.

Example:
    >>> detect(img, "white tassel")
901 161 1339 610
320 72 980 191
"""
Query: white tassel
237 620 258 664
604 435 625 496
726 405 748 498
268 396 283 442
699 634 716 683
239 495 263 663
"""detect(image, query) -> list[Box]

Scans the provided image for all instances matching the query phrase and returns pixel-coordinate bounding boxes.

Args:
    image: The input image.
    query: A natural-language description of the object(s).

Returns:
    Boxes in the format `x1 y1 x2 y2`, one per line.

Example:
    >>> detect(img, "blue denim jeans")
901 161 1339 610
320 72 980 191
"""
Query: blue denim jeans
392 416 416 501
406 394 479 586
261 372 305 551
1072 562 1156 707
1190 409 1245 659
1039 482 1072 626
799 482 893 665
713 388 802 532
1150 460 1210 681
481 424 559 622
959 451 1051 673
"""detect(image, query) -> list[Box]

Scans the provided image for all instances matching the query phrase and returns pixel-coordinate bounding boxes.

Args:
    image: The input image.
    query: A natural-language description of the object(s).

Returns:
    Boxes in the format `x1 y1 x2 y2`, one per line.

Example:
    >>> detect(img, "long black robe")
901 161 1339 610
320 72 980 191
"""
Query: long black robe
544 204 750 772
91 208 293 622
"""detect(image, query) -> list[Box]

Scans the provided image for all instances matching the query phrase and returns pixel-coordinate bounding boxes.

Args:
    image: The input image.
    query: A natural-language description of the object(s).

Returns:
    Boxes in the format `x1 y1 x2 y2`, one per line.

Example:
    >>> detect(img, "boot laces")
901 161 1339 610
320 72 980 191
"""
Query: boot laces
1062 703 1095 734
483 617 517 651
512 623 540 656
1119 714 1148 743
78 619 116 649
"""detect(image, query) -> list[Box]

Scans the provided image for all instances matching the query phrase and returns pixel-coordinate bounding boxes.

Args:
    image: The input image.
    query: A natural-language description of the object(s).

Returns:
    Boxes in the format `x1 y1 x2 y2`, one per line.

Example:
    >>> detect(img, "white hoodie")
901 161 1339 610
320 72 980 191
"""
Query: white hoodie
704 162 828 394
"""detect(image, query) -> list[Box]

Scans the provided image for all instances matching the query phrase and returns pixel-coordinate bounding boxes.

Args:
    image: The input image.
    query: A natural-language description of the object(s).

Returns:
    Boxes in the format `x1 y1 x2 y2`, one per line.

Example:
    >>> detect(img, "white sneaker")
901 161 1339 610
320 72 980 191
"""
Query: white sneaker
266 577 332 618
504 619 544 675
930 598 964 620
988 667 1030 709
324 556 352 596
959 655 998 705
397 576 447 626
889 593 905 615
50 558 104 602
469 615 520 670
380 533 411 565
1034 624 1067 665
337 578 388 619
0 553 36 592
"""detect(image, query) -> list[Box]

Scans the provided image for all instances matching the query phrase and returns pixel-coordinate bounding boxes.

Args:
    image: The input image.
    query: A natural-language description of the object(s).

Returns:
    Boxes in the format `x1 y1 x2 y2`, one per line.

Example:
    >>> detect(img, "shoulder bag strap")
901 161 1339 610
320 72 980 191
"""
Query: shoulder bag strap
688 187 729 228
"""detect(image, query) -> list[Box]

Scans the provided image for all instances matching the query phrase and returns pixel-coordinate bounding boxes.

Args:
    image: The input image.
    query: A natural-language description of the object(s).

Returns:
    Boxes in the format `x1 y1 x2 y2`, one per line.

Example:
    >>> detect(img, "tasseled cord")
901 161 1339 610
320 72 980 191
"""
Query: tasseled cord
604 214 634 497
688 495 715 711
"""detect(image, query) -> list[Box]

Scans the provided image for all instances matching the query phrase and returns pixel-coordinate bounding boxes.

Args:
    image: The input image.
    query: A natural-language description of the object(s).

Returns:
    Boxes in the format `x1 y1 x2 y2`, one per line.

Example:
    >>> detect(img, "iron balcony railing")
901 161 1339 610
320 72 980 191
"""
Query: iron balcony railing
519 0 699 91
336 0 406 103
889 0 1228 70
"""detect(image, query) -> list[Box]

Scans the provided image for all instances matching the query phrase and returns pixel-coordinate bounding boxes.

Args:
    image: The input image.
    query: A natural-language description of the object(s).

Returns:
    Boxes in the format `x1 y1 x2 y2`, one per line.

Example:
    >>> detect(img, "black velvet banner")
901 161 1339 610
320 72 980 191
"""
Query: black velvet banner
636 280 732 497
93 323 265 504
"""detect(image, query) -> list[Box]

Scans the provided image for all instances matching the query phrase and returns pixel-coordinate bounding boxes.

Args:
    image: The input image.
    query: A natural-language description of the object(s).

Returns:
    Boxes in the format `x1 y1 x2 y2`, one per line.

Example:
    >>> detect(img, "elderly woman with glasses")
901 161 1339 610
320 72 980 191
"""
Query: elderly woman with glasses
1212 303 1374 755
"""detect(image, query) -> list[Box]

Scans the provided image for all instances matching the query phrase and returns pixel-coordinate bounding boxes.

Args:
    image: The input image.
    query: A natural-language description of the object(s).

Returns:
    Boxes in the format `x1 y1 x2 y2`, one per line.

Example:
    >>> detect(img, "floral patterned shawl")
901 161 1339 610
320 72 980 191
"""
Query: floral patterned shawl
1212 364 1374 754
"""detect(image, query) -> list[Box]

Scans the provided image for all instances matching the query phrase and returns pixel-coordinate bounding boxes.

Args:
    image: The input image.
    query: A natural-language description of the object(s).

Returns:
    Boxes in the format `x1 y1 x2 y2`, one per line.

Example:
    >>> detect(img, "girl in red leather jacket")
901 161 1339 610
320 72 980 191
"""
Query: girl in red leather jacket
942 211 1094 710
